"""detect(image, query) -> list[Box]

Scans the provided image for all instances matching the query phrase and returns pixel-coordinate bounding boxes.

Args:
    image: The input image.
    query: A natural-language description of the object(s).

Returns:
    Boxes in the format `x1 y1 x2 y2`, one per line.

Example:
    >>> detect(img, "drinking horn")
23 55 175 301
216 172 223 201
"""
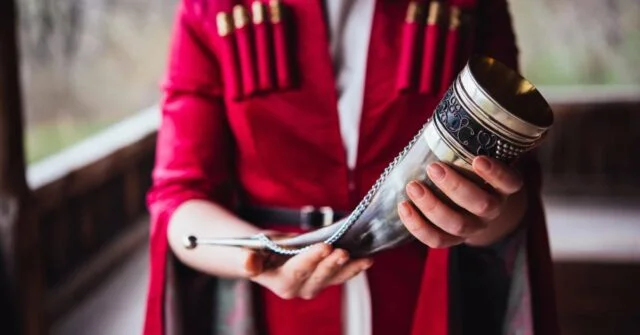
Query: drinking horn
183 56 554 258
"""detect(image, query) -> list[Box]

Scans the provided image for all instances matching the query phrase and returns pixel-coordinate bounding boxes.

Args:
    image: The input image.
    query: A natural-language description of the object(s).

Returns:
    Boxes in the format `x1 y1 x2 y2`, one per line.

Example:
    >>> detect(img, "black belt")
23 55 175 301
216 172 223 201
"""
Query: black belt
240 206 349 230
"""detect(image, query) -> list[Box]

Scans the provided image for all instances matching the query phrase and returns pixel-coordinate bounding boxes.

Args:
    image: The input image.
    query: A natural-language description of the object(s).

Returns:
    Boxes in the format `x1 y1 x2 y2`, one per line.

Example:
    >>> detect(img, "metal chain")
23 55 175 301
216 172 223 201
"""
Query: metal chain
254 120 430 255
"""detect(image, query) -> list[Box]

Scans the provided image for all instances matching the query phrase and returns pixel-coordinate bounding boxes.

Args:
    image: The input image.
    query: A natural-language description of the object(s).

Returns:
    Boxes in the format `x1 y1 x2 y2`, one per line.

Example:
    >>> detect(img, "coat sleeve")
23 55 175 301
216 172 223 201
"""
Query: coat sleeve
144 2 235 334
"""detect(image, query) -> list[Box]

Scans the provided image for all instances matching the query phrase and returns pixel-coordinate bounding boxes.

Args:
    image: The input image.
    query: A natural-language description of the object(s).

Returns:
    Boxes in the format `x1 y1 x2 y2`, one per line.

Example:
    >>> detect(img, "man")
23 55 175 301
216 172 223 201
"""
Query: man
144 0 559 334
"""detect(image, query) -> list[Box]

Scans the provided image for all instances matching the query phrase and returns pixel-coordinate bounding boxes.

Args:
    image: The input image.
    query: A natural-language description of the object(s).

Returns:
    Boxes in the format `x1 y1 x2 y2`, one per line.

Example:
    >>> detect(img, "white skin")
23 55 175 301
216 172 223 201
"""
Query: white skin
167 155 526 300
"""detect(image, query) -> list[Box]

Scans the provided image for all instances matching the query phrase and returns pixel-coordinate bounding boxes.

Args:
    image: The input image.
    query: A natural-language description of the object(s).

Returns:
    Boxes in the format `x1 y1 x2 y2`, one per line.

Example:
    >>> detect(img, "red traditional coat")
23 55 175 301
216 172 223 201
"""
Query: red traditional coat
144 0 560 334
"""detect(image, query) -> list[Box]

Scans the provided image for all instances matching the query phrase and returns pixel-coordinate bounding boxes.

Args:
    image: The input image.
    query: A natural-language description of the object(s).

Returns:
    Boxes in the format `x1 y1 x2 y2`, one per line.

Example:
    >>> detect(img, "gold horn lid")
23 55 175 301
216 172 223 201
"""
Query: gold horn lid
429 56 554 166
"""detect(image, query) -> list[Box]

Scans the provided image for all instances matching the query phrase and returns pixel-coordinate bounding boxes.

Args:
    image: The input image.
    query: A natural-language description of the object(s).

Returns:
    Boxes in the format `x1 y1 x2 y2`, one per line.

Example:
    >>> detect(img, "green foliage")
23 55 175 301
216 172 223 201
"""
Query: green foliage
25 119 113 163
17 0 177 164
510 0 640 86
17 0 640 164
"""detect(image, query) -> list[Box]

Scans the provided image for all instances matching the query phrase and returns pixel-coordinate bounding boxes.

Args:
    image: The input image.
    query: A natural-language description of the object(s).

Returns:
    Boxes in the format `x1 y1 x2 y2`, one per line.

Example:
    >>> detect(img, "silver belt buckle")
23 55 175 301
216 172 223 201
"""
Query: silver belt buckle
300 205 335 229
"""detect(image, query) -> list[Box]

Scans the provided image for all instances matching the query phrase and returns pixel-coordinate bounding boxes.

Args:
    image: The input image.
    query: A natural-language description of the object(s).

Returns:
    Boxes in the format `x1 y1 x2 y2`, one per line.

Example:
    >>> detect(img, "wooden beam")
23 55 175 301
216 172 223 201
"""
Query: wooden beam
45 217 149 321
540 101 640 198
0 0 26 187
0 0 46 334
554 262 640 335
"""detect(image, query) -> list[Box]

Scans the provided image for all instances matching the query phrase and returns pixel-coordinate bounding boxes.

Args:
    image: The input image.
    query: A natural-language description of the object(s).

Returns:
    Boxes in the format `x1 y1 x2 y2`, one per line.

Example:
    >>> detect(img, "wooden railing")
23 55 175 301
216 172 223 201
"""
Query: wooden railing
1 3 160 329
537 86 640 198
537 86 640 335
554 262 640 335
28 109 159 322
1 1 45 333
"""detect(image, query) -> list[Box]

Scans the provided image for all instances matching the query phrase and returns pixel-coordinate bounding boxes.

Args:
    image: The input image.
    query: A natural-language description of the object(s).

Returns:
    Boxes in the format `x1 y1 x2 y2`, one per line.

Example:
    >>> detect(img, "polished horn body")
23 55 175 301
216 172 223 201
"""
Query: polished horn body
185 56 554 257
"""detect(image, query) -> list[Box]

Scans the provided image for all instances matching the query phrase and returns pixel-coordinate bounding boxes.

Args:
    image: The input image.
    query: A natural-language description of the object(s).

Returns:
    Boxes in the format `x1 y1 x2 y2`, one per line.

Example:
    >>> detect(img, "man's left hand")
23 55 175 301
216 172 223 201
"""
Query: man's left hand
398 156 527 248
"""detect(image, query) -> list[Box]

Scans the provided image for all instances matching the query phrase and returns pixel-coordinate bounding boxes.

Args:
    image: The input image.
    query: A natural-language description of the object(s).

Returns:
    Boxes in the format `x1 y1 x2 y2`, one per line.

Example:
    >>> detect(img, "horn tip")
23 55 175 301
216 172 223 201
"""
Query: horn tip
183 235 198 249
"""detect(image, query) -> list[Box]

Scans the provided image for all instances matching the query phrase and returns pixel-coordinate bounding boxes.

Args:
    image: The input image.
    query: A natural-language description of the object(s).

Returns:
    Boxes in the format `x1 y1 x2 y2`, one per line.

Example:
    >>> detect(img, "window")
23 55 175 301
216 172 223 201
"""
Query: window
18 0 178 164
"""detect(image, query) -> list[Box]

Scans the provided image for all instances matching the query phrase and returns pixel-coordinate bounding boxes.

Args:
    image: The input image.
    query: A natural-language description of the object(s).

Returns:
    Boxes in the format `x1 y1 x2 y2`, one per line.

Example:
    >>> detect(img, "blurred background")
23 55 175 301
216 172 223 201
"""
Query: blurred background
0 0 638 334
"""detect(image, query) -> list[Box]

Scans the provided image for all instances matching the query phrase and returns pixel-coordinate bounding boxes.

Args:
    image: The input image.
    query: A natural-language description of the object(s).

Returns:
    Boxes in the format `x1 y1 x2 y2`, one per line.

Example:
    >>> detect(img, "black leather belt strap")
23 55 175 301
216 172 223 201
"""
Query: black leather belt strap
240 206 349 230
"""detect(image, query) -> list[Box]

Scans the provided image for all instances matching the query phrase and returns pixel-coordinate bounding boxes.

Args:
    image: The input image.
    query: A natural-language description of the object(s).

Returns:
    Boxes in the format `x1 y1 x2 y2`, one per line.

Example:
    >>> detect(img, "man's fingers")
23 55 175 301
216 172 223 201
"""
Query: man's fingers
327 258 373 287
406 181 486 237
424 163 501 220
472 156 523 195
266 243 331 299
244 251 266 277
397 201 464 248
280 243 332 282
298 249 350 299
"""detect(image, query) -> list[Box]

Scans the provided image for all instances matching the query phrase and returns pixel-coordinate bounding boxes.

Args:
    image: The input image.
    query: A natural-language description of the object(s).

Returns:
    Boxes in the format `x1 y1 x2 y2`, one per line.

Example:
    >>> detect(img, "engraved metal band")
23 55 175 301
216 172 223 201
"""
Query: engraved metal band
433 86 531 165
456 63 548 142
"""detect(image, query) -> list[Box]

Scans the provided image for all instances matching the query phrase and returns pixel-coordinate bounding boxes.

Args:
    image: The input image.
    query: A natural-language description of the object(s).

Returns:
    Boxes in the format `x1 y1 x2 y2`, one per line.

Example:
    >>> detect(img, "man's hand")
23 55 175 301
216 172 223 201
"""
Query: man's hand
398 156 527 248
245 244 373 300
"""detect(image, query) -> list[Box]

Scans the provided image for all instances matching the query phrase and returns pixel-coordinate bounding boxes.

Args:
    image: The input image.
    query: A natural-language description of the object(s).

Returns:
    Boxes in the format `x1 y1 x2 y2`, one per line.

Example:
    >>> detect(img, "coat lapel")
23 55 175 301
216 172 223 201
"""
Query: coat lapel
357 0 439 170
361 0 407 117
237 0 352 207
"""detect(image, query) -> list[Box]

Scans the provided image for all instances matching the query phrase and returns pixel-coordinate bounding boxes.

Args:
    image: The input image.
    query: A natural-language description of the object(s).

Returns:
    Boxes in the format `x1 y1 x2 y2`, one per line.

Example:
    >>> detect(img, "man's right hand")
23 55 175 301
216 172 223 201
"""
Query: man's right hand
245 244 373 300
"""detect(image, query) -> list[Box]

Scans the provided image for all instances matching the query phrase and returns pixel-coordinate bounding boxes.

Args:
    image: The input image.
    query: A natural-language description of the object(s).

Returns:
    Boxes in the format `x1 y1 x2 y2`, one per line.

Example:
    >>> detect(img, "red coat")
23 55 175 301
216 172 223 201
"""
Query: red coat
145 0 559 334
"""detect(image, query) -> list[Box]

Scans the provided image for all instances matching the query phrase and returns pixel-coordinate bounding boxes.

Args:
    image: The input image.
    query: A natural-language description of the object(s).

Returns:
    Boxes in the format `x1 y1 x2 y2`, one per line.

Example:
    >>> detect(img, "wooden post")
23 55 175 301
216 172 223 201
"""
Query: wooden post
0 0 46 334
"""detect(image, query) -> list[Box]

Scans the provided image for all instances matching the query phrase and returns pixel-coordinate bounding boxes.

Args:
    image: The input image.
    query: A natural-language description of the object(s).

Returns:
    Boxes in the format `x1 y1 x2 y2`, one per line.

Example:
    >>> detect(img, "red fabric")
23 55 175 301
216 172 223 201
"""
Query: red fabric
367 243 429 335
527 194 561 335
454 0 478 10
260 286 343 335
220 32 243 100
144 2 234 334
252 224 345 335
472 0 519 70
216 17 242 100
254 20 275 92
458 16 476 71
439 26 460 94
411 249 450 335
235 24 259 96
272 13 294 89
460 28 475 71
144 211 169 335
418 23 444 94
144 1 559 335
396 20 423 92
439 0 482 94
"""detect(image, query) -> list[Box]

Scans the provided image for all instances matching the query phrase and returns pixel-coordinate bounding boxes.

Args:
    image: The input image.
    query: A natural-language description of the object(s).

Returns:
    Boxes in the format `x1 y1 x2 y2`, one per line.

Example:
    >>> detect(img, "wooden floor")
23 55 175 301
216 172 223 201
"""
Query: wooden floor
52 196 640 335
52 247 149 335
